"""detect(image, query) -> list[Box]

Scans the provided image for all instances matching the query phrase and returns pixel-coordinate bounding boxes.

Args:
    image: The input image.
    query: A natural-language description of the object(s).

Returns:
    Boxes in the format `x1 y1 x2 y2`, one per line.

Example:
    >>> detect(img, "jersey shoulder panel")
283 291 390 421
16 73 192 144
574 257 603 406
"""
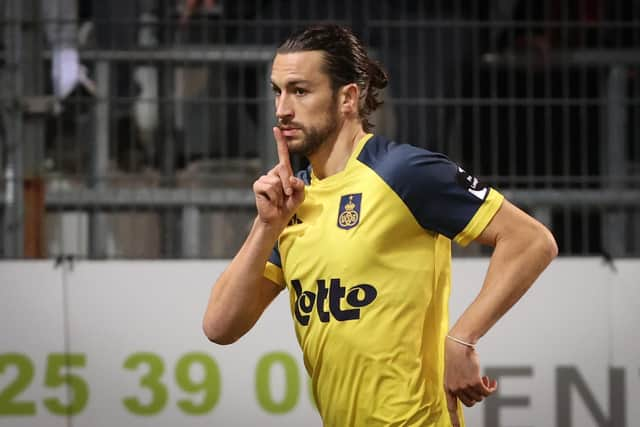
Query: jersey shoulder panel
357 135 493 240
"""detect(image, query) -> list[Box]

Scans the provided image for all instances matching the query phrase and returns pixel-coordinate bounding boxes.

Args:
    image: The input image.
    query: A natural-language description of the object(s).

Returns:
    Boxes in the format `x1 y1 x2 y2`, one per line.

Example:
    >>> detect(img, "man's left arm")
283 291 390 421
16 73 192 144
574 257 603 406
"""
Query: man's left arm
444 199 558 422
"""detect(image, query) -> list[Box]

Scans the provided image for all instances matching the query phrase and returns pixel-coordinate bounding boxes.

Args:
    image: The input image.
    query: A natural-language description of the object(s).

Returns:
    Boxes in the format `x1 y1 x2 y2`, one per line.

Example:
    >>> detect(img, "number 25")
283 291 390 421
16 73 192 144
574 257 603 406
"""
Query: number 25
0 353 88 416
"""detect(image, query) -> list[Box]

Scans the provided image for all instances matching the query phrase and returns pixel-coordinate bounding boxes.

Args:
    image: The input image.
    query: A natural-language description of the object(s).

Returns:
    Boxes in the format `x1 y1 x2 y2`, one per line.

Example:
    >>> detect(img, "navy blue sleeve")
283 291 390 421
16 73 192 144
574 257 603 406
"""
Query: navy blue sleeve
358 136 489 239
268 242 282 268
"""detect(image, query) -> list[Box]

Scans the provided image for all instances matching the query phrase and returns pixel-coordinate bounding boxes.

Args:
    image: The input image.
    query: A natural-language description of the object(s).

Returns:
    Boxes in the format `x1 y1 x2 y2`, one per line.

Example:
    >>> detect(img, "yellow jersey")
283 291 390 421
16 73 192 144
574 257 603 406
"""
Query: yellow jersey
264 134 504 426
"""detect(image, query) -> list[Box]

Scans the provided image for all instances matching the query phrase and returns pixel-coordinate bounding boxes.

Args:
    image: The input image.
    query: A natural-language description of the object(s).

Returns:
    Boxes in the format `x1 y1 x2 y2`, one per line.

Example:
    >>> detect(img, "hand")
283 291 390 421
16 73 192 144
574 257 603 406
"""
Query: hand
252 127 305 230
444 338 497 426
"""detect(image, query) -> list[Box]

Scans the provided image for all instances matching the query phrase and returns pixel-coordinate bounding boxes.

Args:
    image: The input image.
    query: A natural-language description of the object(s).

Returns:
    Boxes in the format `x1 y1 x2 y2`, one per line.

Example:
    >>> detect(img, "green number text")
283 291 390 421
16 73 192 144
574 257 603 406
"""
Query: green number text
43 353 89 416
0 353 36 415
175 352 220 414
255 352 299 414
123 352 168 415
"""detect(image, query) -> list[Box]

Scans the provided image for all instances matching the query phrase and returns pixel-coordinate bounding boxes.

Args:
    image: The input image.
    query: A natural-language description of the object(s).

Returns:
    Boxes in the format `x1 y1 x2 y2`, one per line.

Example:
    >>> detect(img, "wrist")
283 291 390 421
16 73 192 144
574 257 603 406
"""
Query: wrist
446 334 476 350
447 327 480 346
252 216 285 242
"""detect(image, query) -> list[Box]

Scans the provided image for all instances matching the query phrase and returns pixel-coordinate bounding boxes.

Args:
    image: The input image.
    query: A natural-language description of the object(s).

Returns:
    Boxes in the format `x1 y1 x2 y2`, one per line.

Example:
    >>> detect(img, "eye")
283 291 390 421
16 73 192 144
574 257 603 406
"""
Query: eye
295 88 307 96
271 86 281 96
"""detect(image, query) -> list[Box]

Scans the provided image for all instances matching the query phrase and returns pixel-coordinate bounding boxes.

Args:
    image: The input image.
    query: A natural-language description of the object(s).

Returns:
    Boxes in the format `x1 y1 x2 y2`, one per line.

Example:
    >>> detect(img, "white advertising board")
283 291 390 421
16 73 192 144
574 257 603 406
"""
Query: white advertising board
1 259 639 427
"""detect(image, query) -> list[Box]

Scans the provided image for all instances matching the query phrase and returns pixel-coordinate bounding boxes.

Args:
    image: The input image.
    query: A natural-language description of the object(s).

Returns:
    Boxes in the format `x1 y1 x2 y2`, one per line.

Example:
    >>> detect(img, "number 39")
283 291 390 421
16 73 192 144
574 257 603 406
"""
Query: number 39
123 352 220 415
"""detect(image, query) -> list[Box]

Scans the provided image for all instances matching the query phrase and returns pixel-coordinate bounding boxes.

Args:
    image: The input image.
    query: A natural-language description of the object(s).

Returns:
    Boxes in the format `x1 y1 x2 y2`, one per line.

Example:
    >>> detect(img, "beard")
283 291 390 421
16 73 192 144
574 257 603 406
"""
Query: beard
280 106 340 158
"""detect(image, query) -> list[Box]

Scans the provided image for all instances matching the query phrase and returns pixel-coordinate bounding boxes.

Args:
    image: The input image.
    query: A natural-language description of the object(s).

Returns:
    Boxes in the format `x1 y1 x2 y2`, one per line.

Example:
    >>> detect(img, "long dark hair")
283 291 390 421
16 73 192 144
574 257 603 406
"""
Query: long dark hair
277 24 389 132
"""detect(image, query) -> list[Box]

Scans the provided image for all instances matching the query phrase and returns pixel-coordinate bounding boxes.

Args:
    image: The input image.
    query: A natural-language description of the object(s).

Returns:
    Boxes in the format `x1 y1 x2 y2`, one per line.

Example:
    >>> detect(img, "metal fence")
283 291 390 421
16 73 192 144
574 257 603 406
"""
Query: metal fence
1 0 639 259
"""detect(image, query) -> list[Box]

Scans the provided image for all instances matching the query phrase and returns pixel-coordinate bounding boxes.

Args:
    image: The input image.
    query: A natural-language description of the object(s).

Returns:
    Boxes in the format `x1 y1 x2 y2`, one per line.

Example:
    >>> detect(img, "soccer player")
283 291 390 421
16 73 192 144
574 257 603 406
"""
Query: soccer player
203 24 557 427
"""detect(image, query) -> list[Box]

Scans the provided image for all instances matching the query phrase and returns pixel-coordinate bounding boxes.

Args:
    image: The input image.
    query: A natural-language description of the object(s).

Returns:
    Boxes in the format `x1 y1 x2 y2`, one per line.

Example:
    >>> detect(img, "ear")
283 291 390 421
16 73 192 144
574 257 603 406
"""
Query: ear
339 83 360 115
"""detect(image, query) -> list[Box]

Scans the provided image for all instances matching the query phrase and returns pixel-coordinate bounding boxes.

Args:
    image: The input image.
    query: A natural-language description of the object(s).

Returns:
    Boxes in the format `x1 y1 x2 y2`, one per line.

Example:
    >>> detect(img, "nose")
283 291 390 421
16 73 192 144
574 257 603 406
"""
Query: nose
275 93 294 122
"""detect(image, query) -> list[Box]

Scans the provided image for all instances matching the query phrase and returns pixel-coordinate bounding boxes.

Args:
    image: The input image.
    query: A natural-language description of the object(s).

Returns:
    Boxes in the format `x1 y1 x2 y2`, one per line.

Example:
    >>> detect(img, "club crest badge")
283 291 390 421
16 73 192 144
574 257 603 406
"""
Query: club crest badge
337 193 362 230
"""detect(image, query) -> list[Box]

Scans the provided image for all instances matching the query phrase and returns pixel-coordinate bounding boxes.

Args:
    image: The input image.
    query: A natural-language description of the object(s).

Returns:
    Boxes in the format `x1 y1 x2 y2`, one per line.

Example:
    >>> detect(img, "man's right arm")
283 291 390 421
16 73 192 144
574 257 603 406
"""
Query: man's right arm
202 219 284 344
202 127 304 345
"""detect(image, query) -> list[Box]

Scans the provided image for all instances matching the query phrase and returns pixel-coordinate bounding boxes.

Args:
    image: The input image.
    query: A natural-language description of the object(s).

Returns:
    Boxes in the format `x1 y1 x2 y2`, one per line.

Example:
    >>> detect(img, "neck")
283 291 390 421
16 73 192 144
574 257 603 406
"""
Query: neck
308 121 368 180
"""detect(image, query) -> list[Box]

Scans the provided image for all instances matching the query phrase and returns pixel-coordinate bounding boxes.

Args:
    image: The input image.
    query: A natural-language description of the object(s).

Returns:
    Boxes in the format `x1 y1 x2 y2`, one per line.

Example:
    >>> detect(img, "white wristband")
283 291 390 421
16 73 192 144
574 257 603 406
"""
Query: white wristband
446 334 476 350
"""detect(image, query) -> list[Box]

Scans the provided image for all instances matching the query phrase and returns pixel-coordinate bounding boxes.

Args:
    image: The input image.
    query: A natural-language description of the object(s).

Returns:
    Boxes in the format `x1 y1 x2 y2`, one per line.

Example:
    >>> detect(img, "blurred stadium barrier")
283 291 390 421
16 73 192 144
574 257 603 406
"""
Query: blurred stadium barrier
1 0 639 259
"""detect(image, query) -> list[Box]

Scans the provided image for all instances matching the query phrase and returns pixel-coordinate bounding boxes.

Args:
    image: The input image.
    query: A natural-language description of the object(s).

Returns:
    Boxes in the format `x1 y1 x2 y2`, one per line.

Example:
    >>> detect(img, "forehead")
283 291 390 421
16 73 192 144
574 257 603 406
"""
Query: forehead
271 51 328 85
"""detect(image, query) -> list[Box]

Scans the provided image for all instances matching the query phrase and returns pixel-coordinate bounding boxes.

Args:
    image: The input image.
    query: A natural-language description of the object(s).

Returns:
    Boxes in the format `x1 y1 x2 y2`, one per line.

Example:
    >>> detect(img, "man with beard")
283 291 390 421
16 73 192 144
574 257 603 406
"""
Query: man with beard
203 24 557 427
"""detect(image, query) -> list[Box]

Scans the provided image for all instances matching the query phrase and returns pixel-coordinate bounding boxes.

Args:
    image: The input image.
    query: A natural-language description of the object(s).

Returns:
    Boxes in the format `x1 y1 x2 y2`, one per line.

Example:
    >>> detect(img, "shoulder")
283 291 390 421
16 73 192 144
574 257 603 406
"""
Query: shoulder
356 135 501 241
357 135 455 191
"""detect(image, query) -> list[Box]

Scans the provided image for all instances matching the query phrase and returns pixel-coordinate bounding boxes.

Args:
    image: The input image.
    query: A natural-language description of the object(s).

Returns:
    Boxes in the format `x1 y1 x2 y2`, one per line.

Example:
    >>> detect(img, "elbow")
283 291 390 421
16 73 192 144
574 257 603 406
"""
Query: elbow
537 225 559 265
202 316 239 346
548 232 559 260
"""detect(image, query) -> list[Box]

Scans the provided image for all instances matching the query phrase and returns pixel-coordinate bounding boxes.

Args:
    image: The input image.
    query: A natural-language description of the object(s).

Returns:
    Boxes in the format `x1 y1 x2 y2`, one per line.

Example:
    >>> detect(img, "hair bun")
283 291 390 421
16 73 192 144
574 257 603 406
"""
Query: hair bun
368 59 389 90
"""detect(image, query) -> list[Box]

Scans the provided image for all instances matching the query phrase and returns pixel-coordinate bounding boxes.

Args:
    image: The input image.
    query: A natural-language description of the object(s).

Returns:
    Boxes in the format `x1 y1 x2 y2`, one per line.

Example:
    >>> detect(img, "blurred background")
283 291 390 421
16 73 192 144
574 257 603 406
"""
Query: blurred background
1 0 639 260
2 3 640 426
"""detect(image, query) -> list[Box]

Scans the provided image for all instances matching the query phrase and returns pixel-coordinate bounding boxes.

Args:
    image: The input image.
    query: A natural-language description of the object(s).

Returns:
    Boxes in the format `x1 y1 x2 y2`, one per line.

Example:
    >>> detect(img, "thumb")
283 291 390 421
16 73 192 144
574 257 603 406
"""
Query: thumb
482 376 498 393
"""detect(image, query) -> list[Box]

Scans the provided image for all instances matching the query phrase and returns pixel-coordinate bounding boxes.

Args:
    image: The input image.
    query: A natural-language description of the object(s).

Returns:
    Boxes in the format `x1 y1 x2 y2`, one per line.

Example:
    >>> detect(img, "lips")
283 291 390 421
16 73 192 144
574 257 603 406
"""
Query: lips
281 128 301 137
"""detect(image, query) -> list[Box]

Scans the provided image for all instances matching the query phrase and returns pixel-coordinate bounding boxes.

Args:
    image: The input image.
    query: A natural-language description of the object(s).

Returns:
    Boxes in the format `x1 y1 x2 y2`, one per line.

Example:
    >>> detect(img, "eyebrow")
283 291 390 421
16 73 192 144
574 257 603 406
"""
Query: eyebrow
270 79 312 89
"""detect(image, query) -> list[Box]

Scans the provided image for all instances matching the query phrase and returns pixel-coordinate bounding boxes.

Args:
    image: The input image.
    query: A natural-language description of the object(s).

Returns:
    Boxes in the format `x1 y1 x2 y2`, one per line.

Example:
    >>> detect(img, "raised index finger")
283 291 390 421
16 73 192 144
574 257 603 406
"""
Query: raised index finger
273 127 293 176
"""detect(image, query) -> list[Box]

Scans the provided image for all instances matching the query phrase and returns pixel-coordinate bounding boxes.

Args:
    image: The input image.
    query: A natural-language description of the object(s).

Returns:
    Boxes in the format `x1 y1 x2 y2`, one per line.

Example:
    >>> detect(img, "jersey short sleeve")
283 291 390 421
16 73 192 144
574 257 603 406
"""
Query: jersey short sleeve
357 137 504 246
264 243 285 287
